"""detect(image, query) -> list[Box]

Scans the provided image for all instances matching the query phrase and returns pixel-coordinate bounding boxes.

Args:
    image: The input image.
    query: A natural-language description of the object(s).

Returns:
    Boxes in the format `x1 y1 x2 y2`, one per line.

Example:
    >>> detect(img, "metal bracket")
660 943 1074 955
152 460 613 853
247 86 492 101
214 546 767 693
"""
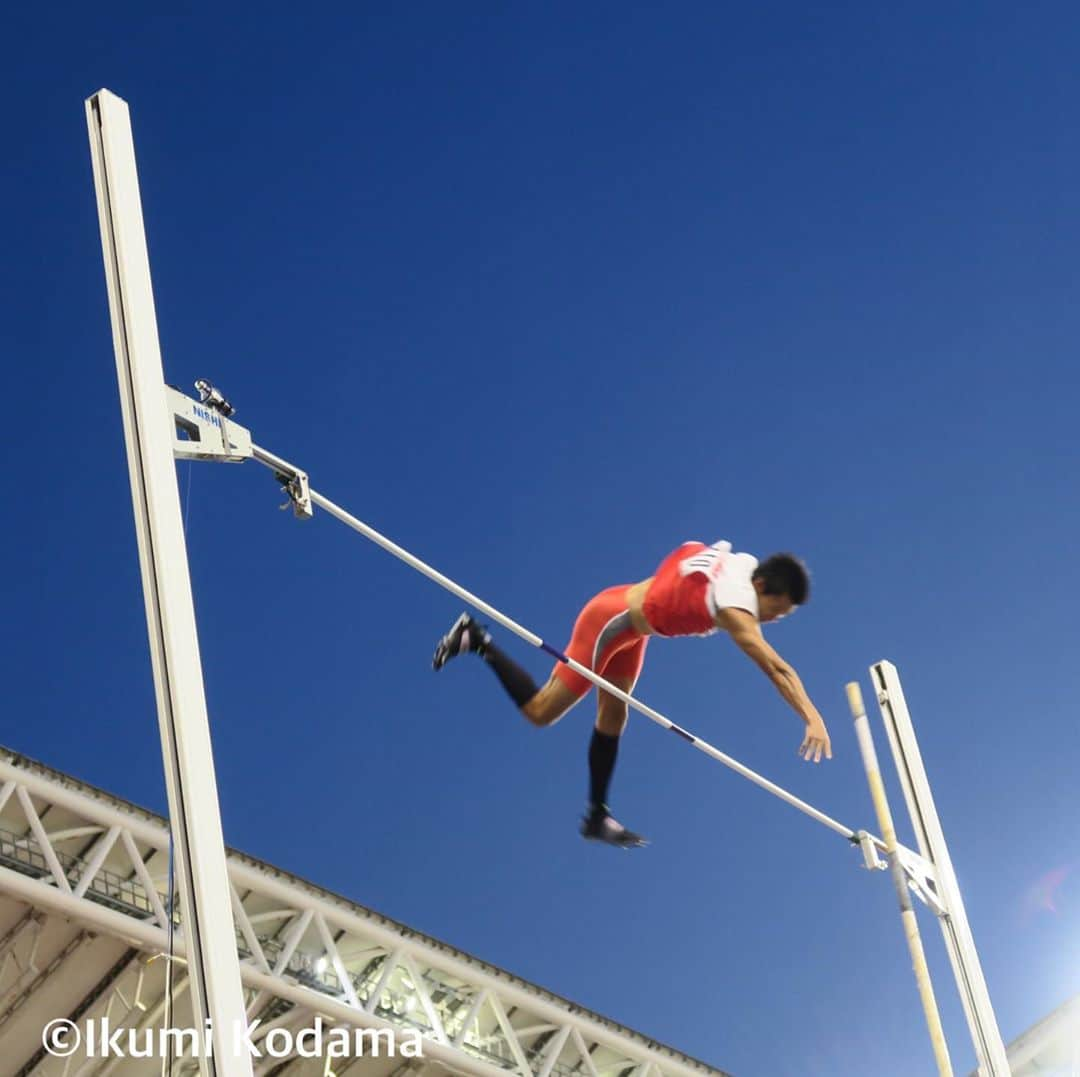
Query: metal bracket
275 469 313 519
854 832 945 916
855 831 887 871
894 843 946 917
168 384 251 463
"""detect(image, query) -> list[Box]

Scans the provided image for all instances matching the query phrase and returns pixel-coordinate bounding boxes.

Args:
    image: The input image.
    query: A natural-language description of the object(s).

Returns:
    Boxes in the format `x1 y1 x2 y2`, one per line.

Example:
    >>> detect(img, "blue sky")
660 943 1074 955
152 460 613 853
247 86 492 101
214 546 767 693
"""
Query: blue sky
4 6 1080 1075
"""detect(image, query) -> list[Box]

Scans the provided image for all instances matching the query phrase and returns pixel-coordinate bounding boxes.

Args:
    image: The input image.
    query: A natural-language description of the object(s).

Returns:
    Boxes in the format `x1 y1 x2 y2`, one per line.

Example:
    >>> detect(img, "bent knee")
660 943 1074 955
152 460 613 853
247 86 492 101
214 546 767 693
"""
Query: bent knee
521 696 556 727
522 676 581 727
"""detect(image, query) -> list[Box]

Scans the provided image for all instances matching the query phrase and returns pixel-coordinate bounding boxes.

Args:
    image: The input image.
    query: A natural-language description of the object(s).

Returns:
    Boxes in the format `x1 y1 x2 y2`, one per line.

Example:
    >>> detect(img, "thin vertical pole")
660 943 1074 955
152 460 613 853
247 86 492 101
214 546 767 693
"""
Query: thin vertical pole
847 682 954 1076
86 88 251 1075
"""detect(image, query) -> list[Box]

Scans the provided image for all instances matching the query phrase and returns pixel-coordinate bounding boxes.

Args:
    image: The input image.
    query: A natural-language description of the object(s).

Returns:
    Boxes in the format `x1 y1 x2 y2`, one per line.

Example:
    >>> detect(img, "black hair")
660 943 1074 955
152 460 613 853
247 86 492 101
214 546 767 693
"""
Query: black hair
752 553 810 605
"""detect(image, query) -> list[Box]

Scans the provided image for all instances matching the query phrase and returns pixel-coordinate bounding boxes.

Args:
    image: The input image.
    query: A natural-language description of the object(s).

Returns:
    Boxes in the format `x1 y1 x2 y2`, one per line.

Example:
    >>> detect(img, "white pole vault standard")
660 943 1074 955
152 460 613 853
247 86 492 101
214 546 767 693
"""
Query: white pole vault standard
86 90 252 1077
870 663 1011 1077
847 683 953 1076
251 446 868 847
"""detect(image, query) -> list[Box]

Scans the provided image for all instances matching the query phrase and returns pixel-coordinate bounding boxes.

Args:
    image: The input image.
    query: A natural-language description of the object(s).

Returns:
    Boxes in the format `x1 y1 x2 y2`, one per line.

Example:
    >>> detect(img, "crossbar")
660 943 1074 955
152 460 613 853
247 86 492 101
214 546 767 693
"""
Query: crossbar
252 444 876 849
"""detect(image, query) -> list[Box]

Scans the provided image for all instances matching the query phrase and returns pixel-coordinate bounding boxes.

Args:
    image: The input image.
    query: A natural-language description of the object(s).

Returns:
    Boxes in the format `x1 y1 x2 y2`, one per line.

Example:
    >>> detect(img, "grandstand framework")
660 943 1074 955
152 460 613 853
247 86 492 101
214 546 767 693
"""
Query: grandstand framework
0 749 729 1077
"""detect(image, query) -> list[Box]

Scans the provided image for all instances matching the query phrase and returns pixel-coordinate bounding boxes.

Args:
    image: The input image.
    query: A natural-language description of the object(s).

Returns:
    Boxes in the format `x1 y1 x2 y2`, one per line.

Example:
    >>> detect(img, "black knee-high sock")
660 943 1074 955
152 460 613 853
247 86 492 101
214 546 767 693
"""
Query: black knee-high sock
588 729 620 814
481 642 540 708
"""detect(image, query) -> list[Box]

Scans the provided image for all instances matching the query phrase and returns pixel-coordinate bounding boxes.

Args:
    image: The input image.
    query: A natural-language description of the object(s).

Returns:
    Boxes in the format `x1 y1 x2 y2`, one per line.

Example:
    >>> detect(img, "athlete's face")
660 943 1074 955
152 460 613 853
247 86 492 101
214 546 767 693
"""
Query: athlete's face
757 592 796 625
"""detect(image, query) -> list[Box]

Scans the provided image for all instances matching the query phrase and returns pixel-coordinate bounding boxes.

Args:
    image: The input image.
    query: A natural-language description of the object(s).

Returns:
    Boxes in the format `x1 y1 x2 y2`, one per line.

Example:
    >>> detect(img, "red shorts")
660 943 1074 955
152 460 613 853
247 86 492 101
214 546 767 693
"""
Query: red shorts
552 585 649 699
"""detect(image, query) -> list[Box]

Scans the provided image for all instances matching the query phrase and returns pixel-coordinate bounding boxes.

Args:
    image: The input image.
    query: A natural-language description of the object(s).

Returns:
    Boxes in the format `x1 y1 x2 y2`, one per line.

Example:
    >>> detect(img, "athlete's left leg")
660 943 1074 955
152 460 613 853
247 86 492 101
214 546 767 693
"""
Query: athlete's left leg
433 586 633 728
431 612 583 724
520 673 586 727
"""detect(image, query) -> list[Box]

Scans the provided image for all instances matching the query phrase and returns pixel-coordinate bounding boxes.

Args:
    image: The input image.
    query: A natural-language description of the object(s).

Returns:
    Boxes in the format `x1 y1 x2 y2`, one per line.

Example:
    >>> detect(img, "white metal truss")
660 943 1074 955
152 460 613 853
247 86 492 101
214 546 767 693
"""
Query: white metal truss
0 752 729 1077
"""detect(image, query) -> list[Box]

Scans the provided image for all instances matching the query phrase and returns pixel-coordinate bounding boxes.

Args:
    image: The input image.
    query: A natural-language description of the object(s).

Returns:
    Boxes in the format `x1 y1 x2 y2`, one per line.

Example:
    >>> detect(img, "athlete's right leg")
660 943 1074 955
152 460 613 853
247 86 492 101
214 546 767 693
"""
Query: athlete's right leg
580 648 649 848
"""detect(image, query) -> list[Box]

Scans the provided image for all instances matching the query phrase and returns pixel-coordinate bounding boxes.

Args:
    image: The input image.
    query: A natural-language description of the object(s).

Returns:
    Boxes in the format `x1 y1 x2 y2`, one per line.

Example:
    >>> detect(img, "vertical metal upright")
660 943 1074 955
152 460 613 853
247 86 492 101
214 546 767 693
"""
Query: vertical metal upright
870 662 1011 1076
85 88 252 1076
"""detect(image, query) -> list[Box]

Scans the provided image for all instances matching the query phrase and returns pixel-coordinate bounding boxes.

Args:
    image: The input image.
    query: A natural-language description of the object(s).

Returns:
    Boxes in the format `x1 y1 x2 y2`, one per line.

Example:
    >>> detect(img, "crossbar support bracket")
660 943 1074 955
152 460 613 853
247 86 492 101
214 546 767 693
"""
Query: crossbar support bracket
169 384 252 463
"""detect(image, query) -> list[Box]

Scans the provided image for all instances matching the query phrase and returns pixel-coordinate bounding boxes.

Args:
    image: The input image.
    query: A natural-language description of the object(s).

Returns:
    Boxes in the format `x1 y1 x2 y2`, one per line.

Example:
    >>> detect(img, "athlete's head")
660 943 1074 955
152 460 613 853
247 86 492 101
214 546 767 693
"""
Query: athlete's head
752 553 810 623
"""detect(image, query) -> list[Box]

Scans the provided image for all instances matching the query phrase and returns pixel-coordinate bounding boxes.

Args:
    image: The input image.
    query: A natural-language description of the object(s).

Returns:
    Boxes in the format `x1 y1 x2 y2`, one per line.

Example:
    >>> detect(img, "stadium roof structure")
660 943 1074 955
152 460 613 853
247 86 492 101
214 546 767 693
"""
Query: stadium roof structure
998 993 1080 1077
0 747 732 1076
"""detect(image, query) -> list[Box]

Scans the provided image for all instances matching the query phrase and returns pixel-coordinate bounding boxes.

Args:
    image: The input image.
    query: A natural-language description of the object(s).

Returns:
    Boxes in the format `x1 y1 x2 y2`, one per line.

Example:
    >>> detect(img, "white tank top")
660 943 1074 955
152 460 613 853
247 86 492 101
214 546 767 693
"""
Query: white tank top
678 540 760 620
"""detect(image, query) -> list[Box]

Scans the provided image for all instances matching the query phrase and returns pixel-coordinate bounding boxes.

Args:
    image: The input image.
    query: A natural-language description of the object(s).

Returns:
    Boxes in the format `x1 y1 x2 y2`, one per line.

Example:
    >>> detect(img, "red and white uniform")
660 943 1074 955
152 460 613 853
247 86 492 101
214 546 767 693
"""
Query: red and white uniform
643 541 759 637
551 541 758 699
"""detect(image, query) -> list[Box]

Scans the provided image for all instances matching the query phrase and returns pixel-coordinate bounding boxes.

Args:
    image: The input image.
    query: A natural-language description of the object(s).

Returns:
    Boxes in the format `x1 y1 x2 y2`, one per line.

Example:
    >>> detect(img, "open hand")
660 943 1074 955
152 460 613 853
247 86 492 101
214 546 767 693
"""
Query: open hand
799 716 832 763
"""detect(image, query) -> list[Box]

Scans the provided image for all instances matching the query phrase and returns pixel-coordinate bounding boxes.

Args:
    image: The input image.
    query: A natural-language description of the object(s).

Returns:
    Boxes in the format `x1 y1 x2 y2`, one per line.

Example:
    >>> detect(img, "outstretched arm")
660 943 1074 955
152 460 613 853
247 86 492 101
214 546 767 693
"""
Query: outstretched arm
716 607 832 762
